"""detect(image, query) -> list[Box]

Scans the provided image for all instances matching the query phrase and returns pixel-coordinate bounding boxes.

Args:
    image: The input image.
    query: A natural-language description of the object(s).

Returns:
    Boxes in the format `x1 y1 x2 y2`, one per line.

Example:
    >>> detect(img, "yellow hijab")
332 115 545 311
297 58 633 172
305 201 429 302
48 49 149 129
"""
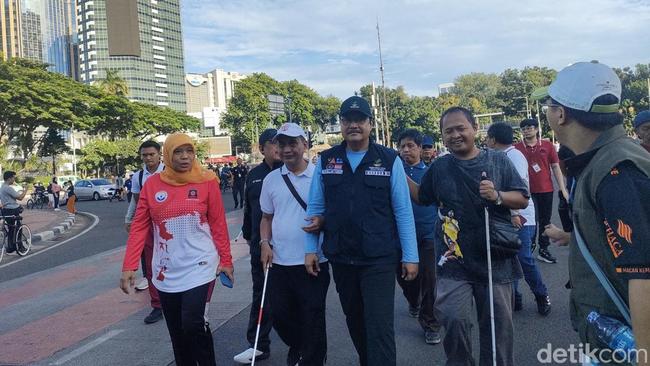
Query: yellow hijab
160 133 217 186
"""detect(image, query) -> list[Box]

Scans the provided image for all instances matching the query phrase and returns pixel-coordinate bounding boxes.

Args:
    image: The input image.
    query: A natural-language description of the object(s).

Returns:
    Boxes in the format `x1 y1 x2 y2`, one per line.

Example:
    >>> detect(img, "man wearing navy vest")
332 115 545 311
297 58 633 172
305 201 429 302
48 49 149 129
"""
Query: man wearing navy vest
304 96 419 366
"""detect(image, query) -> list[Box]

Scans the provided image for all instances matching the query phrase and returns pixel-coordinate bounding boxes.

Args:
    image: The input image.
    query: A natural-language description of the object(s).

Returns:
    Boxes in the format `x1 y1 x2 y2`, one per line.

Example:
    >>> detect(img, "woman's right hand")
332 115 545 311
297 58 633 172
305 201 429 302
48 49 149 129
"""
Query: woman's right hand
260 241 273 270
120 271 136 294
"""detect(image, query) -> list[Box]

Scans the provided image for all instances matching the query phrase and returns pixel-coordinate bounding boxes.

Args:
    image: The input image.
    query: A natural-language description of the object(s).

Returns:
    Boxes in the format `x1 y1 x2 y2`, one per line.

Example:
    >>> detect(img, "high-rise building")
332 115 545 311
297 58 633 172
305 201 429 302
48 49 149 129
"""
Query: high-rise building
1 0 23 60
77 0 186 111
20 5 41 61
185 69 246 135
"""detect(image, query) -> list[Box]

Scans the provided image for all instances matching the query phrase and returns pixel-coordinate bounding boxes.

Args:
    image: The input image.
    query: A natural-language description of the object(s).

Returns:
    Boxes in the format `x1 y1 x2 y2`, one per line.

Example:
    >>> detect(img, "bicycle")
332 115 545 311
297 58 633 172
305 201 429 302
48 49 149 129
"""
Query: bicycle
0 212 33 264
26 192 47 209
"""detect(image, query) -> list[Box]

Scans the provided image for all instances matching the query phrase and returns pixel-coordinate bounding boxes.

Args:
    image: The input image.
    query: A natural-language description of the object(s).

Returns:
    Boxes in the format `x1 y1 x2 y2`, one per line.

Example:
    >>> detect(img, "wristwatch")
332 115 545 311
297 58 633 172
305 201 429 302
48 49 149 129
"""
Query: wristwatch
260 239 271 246
495 191 503 206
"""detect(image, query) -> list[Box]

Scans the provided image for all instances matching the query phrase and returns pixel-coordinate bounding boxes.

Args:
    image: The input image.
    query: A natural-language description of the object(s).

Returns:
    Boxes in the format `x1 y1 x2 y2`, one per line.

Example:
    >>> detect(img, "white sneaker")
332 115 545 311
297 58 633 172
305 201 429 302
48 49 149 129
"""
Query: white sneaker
54 208 61 211
134 278 149 291
233 348 268 364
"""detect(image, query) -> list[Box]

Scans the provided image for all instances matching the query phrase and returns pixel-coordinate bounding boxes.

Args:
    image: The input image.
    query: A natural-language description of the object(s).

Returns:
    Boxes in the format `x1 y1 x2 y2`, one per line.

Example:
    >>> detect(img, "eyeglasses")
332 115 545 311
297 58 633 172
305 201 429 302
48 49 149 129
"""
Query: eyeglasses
340 118 369 126
541 104 561 115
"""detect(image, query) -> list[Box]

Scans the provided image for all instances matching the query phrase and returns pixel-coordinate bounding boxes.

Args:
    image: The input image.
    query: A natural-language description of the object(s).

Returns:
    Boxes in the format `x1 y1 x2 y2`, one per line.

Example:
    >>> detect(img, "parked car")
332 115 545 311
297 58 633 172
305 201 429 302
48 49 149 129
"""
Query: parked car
74 179 115 201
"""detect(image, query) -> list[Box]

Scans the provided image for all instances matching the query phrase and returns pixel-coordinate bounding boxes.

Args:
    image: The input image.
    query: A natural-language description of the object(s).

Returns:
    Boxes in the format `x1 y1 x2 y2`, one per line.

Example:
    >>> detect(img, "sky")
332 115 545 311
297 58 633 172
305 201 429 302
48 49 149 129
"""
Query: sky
180 0 650 99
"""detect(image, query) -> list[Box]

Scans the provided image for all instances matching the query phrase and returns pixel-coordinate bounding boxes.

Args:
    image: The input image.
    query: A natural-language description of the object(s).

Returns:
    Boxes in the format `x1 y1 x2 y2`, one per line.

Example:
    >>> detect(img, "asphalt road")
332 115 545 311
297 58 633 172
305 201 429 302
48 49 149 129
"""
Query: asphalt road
0 191 240 283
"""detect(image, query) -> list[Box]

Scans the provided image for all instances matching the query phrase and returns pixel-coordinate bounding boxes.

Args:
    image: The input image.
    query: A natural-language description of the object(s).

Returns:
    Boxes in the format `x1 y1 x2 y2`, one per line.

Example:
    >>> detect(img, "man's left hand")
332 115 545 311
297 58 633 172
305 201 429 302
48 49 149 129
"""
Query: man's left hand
401 262 418 281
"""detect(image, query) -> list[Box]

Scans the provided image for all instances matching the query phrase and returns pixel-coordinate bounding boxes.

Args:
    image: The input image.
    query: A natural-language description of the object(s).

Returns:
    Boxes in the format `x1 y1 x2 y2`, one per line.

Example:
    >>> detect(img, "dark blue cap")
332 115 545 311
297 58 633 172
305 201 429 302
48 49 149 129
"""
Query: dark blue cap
634 110 650 129
339 96 372 118
422 136 434 147
259 128 278 145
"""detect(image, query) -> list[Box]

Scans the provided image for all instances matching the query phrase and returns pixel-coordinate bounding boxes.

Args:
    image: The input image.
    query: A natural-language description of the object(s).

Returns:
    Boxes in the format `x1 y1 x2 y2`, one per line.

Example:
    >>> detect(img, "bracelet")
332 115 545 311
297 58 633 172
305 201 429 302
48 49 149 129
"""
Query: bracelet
260 239 271 246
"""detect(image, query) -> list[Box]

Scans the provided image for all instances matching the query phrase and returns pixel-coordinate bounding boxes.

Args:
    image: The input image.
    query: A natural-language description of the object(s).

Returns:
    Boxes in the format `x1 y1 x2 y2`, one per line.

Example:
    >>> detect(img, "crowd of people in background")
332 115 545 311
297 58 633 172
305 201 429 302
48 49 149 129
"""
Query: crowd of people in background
115 60 650 366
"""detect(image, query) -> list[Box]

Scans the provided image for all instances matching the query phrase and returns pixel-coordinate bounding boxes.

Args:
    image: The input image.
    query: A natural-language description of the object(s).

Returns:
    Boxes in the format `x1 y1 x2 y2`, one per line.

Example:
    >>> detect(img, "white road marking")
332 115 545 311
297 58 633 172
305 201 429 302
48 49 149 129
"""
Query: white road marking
50 329 124 365
0 212 100 269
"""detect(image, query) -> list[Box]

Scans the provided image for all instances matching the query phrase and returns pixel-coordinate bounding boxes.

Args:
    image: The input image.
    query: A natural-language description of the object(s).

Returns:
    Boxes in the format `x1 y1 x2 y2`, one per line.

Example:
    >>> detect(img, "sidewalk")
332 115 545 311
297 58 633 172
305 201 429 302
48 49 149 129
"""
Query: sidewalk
0 209 250 366
19 209 71 235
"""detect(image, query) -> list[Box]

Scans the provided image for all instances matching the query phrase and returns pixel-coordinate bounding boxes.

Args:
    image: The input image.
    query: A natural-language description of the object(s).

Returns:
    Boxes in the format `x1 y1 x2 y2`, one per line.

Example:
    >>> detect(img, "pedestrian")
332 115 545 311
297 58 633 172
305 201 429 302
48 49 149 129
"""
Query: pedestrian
396 129 442 345
408 107 529 366
536 61 650 363
50 177 61 211
259 123 330 366
125 174 133 203
120 133 233 366
124 140 166 323
487 122 551 315
231 158 248 209
421 135 436 166
0 171 28 254
514 118 568 264
633 110 650 153
304 96 419 366
65 180 76 214
234 128 281 364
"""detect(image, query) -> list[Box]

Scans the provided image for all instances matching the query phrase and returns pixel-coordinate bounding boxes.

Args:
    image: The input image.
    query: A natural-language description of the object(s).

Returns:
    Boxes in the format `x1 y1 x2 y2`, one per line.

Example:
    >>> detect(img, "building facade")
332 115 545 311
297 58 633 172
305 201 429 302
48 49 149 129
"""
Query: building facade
185 69 246 135
77 0 186 111
1 0 23 59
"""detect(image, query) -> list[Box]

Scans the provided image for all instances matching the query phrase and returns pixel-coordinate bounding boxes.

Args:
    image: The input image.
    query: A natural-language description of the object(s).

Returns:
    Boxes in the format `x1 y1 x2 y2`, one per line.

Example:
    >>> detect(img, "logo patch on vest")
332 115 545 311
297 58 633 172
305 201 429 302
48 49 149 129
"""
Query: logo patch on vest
324 157 343 174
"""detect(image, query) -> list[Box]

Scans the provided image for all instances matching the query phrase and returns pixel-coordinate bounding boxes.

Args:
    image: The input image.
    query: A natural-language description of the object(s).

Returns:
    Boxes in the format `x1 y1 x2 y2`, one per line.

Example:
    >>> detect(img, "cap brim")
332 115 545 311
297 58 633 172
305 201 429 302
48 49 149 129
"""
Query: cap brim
340 110 372 118
531 86 550 101
273 132 306 141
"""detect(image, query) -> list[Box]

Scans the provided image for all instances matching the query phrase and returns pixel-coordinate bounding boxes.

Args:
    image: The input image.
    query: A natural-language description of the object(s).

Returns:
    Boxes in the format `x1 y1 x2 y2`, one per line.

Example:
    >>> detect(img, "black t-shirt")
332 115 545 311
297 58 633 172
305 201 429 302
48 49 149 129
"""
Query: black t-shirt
231 165 248 186
419 149 528 283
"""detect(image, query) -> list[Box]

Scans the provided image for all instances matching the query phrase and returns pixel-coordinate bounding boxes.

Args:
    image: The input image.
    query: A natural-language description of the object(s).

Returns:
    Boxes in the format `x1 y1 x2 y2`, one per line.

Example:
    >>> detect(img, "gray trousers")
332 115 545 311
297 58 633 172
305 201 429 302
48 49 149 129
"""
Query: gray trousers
435 277 514 366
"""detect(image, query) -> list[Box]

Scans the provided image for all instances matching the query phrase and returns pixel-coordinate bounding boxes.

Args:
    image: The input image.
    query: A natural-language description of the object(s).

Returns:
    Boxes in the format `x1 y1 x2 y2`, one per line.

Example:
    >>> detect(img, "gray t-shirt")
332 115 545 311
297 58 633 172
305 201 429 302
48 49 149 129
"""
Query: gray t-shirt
419 149 528 284
0 183 21 209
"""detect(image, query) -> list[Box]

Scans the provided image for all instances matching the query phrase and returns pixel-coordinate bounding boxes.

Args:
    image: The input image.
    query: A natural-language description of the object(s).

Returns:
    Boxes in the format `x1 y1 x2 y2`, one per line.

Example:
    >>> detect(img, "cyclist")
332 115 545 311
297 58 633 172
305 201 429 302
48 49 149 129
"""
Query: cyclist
0 171 28 254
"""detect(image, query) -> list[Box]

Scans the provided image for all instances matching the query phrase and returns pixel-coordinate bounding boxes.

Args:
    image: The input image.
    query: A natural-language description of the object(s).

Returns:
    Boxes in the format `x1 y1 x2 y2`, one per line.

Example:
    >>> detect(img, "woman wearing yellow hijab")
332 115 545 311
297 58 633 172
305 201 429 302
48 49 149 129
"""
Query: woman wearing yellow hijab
121 133 233 365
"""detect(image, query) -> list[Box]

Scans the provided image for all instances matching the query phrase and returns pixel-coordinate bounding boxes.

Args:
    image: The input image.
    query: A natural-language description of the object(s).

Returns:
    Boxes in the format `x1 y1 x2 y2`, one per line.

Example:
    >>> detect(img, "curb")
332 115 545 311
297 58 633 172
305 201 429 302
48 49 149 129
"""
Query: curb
32 213 77 243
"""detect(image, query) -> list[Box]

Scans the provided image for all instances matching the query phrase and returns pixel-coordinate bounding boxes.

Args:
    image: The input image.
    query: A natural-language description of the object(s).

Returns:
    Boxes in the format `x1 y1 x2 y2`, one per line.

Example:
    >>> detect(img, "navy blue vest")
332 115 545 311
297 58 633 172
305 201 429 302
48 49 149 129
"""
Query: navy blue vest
320 142 400 264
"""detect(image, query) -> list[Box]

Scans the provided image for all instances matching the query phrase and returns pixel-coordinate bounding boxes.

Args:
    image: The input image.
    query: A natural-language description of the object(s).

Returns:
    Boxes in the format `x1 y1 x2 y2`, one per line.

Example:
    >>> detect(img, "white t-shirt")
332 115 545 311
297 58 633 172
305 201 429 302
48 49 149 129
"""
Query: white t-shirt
260 163 326 266
504 146 536 226
131 162 165 194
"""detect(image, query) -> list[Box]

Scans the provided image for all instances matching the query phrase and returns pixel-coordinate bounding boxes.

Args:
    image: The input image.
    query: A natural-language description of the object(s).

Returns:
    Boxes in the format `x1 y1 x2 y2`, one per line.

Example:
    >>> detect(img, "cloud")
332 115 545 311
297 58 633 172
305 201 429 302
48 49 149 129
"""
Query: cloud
181 0 650 98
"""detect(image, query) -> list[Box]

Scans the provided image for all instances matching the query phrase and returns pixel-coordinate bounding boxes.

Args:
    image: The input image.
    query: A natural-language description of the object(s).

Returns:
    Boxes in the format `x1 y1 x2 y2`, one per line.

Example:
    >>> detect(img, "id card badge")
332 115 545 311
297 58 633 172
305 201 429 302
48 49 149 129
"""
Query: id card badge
532 163 542 173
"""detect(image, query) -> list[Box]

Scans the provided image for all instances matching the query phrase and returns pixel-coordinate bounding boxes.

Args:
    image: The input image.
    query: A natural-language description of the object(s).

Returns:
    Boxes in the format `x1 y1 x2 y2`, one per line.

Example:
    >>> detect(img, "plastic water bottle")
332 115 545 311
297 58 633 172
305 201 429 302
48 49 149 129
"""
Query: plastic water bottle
587 311 636 360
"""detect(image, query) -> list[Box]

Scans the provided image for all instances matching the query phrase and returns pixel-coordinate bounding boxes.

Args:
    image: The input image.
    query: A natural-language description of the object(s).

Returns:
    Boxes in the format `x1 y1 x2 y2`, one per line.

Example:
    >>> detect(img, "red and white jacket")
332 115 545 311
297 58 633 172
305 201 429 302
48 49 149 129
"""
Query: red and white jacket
122 174 232 293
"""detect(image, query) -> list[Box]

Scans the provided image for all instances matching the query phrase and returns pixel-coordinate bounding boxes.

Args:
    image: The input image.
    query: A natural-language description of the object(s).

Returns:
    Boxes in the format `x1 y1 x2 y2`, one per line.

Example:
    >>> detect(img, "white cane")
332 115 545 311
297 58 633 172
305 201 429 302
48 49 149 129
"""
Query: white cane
234 230 243 242
251 263 270 366
484 205 497 366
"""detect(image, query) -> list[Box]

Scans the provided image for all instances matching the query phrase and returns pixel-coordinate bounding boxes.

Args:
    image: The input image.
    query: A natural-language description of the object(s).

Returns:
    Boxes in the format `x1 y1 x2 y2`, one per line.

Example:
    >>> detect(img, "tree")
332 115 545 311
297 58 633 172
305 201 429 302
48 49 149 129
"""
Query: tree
96 69 129 97
454 72 501 112
313 95 341 129
38 127 70 174
78 138 141 176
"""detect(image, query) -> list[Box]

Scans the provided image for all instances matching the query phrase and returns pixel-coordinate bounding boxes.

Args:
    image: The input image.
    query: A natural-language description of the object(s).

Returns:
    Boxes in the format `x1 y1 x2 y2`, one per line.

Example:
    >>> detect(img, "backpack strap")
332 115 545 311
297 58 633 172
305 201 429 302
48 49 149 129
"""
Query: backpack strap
281 174 307 211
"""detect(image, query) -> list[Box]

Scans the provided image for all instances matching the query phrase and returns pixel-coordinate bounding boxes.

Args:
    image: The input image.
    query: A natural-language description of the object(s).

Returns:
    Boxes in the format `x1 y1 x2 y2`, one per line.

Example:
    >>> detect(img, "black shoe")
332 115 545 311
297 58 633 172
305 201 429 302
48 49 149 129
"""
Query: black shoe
514 292 523 312
144 308 163 324
535 295 551 316
537 248 557 264
5 246 16 254
425 329 442 345
408 305 420 318
286 347 301 366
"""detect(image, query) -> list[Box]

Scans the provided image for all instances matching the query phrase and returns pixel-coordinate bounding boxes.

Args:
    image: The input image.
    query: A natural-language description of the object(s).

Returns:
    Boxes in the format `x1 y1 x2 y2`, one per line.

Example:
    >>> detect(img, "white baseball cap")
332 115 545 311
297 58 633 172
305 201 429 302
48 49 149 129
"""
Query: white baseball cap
274 122 307 140
531 61 621 113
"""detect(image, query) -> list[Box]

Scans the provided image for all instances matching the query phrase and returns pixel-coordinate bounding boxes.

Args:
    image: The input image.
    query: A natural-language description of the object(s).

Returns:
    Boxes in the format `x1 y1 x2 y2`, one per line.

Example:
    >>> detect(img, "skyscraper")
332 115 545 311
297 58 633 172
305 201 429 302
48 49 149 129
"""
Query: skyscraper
1 0 23 59
77 0 186 111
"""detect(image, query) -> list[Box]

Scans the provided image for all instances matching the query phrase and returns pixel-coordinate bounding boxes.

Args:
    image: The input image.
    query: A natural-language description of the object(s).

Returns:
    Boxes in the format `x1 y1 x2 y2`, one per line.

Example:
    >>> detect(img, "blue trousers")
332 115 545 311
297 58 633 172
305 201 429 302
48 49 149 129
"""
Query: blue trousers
514 225 548 297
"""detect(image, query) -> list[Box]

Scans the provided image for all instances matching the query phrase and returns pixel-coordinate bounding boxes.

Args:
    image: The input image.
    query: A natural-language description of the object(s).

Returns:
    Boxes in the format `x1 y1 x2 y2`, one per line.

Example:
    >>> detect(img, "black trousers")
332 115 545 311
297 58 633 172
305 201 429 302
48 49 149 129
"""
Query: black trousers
1 208 21 250
396 239 440 332
269 263 330 365
331 262 396 366
53 193 60 208
158 281 216 366
532 192 554 250
246 253 273 352
232 183 245 207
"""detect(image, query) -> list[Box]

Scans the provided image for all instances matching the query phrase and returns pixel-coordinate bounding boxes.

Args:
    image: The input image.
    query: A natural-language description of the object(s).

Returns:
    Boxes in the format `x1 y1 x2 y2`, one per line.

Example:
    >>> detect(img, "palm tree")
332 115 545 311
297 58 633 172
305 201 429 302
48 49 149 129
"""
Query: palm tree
97 69 129 96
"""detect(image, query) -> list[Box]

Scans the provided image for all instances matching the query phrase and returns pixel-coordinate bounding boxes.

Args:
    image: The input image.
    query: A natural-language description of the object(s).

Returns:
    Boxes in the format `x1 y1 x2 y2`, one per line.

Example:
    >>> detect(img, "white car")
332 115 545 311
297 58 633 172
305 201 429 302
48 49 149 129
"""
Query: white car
74 179 115 201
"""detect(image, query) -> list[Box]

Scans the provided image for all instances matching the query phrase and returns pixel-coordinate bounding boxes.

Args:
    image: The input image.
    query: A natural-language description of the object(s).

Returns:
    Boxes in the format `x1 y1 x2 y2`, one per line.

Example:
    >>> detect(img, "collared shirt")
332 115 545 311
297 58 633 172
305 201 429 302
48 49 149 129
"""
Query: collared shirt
0 183 21 209
260 163 326 266
305 151 418 263
515 139 559 193
403 160 436 241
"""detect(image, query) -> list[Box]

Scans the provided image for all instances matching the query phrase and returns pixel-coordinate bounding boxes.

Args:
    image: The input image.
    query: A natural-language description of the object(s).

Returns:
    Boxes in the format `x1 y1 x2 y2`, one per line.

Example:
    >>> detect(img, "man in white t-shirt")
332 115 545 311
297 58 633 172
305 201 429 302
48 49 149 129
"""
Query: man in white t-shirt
259 123 329 366
125 140 165 324
487 122 551 316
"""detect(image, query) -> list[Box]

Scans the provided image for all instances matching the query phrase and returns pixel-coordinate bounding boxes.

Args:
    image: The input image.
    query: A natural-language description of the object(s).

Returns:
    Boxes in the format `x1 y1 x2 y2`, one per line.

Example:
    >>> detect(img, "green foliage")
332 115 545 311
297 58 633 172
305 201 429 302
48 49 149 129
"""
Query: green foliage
78 138 142 175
